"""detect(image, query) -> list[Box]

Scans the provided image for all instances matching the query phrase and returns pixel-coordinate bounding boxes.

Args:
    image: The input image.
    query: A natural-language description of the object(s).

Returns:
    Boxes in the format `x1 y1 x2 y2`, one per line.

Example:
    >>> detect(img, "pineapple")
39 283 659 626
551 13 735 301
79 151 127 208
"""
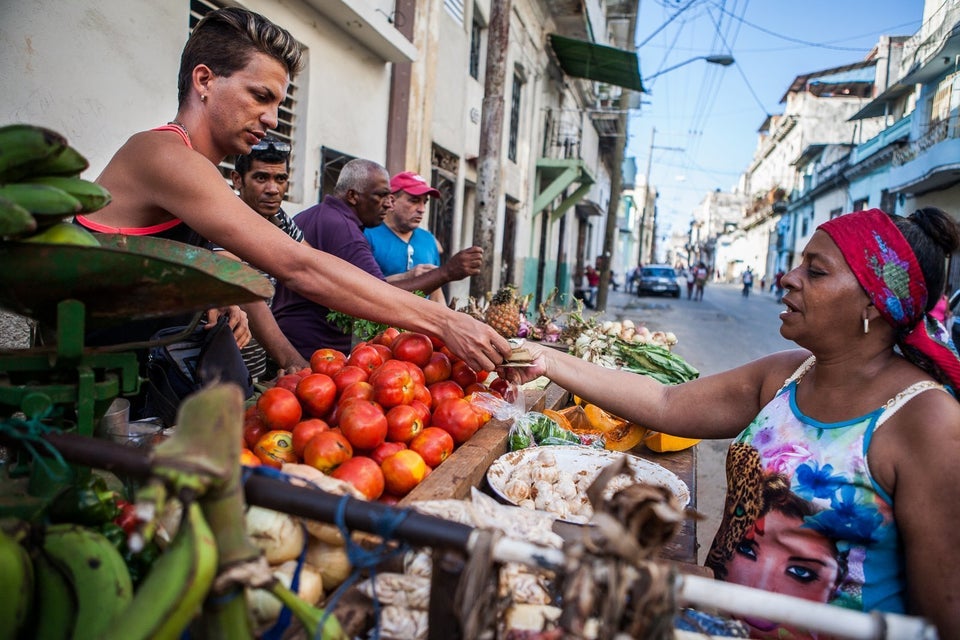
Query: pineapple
485 285 521 337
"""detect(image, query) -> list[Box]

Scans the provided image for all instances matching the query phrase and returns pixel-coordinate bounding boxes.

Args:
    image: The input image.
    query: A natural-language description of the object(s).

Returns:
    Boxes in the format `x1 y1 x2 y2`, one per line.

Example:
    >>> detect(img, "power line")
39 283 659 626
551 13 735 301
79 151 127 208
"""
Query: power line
707 0 902 51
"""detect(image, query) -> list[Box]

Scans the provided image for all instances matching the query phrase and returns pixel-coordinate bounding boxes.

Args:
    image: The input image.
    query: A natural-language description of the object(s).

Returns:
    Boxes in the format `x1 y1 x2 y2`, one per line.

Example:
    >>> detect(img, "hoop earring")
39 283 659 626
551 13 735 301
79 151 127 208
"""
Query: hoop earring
863 317 869 334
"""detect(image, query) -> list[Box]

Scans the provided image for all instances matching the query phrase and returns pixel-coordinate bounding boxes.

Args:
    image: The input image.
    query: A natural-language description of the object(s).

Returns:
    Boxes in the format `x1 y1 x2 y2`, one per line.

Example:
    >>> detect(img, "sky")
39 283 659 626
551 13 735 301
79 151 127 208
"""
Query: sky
627 0 926 242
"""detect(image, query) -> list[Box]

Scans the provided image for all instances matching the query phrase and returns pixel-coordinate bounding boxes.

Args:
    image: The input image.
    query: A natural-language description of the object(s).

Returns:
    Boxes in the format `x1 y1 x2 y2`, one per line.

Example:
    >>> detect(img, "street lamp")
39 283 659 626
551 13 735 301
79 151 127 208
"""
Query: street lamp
643 54 735 85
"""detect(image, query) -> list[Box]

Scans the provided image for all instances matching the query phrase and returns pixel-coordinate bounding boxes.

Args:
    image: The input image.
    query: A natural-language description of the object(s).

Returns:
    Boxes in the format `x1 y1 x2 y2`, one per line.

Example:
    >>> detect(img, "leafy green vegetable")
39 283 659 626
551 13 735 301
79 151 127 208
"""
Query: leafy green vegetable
614 339 699 384
326 291 428 342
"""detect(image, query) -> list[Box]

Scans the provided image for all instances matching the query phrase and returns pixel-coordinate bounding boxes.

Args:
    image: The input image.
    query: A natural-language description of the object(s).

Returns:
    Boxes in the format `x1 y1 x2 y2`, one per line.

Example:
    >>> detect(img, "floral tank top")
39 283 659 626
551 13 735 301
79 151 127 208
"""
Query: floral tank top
705 357 945 638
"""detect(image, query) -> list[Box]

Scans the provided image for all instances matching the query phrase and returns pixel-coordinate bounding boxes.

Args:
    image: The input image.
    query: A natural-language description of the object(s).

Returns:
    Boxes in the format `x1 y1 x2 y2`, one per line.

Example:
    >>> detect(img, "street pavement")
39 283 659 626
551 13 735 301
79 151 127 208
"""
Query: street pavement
592 280 793 562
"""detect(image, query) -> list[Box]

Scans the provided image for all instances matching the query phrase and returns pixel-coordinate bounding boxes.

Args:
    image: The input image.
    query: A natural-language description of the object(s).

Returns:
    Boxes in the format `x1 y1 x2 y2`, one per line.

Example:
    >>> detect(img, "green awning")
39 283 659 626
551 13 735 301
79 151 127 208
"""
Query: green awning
548 34 644 93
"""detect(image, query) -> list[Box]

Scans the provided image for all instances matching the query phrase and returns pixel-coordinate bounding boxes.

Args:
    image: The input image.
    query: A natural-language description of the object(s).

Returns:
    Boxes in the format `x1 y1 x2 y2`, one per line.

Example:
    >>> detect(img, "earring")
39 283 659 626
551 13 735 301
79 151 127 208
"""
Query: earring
201 94 207 102
863 317 869 334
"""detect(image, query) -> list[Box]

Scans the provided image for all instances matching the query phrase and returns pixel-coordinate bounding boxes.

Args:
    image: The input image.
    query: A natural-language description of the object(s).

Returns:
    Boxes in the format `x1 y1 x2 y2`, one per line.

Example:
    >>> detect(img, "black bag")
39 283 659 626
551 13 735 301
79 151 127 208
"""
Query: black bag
144 316 254 426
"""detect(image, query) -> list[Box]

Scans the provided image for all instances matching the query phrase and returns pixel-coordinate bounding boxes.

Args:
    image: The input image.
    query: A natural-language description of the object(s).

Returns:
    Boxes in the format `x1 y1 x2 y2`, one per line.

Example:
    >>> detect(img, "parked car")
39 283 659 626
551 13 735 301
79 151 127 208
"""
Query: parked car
636 265 681 298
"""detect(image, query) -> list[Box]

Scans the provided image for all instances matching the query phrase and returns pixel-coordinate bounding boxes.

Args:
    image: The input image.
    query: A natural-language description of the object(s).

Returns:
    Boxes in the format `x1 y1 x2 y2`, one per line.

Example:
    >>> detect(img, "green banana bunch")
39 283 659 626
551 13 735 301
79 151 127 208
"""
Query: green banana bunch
0 123 71 182
103 500 219 640
0 123 111 240
266 579 348 640
0 525 34 640
39 524 134 640
0 195 36 237
30 551 77 640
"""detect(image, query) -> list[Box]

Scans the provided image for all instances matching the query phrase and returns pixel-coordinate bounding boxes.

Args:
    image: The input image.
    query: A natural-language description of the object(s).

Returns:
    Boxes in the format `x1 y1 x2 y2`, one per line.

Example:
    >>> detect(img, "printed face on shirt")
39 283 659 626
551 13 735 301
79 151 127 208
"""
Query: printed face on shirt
233 159 289 218
389 191 429 234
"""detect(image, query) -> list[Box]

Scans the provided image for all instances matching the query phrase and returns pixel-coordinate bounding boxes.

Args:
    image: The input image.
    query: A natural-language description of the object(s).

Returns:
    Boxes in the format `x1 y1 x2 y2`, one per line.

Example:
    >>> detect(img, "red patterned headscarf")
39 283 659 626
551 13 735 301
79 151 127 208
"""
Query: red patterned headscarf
819 208 960 391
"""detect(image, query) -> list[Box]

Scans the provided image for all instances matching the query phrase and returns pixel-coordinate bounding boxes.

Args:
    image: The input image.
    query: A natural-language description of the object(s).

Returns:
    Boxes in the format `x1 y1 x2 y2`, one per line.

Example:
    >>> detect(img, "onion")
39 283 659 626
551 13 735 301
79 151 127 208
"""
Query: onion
247 560 324 625
305 538 353 590
245 506 306 564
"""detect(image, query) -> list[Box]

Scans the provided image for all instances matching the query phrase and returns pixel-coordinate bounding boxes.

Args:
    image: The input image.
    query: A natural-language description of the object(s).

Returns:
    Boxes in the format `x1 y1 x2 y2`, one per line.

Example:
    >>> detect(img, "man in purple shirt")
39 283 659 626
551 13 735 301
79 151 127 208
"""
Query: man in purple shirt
272 159 465 357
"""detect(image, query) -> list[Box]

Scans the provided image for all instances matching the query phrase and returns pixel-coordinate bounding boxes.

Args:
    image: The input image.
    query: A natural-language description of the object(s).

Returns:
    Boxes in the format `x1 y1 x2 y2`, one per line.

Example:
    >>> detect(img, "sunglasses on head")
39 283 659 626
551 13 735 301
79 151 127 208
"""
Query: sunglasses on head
251 139 291 154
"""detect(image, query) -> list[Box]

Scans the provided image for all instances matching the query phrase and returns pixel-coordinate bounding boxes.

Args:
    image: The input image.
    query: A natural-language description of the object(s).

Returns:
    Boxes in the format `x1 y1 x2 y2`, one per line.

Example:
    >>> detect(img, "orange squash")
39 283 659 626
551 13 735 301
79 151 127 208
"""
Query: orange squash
643 430 701 453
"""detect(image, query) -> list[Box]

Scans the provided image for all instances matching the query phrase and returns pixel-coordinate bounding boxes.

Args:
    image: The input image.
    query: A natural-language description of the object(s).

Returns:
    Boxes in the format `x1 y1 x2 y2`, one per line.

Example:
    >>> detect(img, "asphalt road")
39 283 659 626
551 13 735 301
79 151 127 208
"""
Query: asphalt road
599 280 793 562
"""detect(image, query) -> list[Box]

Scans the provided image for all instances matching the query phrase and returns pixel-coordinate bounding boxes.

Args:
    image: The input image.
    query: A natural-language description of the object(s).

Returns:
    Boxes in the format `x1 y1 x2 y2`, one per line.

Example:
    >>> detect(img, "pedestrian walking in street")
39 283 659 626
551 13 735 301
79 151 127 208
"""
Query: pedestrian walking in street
741 268 754 297
685 267 695 300
503 207 960 639
774 268 786 302
694 262 708 301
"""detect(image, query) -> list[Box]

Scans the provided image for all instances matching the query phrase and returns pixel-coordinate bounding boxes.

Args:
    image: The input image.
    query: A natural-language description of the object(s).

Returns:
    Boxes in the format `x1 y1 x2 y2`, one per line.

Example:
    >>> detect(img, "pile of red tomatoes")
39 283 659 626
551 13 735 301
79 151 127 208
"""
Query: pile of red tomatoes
241 328 506 503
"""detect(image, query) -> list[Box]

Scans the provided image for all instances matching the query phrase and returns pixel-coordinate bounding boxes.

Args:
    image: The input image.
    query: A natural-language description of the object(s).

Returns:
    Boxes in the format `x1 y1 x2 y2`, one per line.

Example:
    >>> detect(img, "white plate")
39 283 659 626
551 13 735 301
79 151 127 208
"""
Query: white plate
486 446 690 523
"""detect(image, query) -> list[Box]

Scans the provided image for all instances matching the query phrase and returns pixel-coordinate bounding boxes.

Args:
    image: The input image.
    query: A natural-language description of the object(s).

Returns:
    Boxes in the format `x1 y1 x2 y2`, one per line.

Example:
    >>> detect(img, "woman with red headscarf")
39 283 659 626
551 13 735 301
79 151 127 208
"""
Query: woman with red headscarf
503 208 960 638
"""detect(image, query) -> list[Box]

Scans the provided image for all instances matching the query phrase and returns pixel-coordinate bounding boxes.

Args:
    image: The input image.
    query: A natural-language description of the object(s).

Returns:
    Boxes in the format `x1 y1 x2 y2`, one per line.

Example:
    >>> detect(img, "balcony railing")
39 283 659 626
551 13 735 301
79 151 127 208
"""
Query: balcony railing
893 119 951 166
542 108 584 160
850 113 913 164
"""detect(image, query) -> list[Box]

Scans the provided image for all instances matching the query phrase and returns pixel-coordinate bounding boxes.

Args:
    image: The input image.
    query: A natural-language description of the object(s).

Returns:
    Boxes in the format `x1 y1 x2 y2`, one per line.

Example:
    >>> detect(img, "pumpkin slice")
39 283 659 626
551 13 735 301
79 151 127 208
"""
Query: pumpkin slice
643 430 701 453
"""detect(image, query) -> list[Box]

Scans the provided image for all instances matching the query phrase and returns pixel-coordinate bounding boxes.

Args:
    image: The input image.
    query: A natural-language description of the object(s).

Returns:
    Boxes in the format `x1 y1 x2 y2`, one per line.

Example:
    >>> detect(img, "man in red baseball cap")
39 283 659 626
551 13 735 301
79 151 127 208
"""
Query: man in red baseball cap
365 171 483 303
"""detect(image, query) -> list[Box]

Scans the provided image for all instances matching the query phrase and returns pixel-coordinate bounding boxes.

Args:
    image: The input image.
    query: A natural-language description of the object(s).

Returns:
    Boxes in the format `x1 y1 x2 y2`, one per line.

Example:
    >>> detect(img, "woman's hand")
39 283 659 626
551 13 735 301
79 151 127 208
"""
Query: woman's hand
496 341 549 386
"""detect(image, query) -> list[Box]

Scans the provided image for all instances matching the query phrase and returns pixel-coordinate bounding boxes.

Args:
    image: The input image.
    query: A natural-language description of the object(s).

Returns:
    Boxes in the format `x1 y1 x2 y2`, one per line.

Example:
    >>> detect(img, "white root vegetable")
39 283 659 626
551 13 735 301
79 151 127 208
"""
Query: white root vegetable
305 538 352 590
247 560 324 626
245 506 306 564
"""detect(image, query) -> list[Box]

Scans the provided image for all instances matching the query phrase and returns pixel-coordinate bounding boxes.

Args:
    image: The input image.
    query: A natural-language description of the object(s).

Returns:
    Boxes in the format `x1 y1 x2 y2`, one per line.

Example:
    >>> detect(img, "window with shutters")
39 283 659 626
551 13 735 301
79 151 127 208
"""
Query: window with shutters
508 71 524 162
444 0 465 25
469 10 485 80
189 0 302 200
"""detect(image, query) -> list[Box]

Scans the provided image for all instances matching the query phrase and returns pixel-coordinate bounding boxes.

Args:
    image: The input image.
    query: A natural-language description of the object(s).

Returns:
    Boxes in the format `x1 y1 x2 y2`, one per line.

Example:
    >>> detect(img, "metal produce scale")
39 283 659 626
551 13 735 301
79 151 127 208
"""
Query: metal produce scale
0 233 272 517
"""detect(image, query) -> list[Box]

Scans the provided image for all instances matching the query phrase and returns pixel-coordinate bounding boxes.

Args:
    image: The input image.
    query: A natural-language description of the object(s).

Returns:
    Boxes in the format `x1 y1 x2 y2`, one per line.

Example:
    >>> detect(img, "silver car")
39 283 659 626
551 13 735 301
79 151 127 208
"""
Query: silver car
636 265 681 298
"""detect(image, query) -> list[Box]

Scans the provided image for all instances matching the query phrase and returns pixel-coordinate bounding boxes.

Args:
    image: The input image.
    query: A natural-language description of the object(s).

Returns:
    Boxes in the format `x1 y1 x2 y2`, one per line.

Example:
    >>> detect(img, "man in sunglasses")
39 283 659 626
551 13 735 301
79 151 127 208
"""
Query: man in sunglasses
207 138 309 380
365 171 483 304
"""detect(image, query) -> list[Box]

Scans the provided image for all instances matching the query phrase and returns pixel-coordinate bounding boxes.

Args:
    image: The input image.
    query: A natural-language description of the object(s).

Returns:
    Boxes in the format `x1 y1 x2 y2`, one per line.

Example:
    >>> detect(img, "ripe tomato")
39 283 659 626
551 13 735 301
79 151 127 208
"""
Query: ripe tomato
428 380 464 410
371 327 400 347
450 360 478 388
390 332 434 368
368 343 393 364
371 361 415 408
428 335 445 350
291 418 330 458
370 441 407 465
257 387 302 430
331 456 385 500
409 427 454 468
254 430 298 469
378 493 401 505
431 397 486 444
410 400 432 428
346 345 384 374
303 430 353 474
463 382 489 396
489 377 509 396
310 348 347 377
385 404 424 443
476 369 489 383
380 449 428 496
296 373 337 418
402 361 426 386
243 411 270 449
296 367 313 378
338 400 388 450
340 380 374 403
240 448 261 467
333 365 369 393
421 352 452 385
412 384 431 408
274 373 302 394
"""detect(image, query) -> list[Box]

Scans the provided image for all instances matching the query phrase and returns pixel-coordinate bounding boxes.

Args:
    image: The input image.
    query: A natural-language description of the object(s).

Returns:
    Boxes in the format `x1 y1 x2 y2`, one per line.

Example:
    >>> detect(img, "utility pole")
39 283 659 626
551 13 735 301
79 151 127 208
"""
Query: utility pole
636 127 656 267
471 0 511 297
595 6 636 312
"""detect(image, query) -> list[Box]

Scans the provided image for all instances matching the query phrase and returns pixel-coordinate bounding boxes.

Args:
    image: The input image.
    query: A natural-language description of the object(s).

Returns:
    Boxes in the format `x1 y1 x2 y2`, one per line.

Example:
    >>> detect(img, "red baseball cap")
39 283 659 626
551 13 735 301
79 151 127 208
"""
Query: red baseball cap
390 171 440 198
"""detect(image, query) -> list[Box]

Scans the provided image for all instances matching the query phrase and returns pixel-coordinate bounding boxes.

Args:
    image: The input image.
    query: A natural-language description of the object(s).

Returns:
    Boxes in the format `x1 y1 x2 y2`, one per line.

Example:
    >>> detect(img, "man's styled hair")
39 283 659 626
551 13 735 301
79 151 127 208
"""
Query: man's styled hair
178 7 304 105
234 137 290 176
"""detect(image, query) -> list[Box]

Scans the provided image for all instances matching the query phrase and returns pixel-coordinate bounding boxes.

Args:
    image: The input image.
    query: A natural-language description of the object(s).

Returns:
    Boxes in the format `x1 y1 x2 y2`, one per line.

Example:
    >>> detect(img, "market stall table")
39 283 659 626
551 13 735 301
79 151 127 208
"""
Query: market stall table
400 381 699 566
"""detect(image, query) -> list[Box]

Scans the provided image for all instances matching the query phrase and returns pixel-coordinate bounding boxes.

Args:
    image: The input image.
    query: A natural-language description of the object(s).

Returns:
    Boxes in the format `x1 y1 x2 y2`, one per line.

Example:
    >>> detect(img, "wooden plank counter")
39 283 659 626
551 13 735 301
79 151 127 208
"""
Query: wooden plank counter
400 382 699 565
